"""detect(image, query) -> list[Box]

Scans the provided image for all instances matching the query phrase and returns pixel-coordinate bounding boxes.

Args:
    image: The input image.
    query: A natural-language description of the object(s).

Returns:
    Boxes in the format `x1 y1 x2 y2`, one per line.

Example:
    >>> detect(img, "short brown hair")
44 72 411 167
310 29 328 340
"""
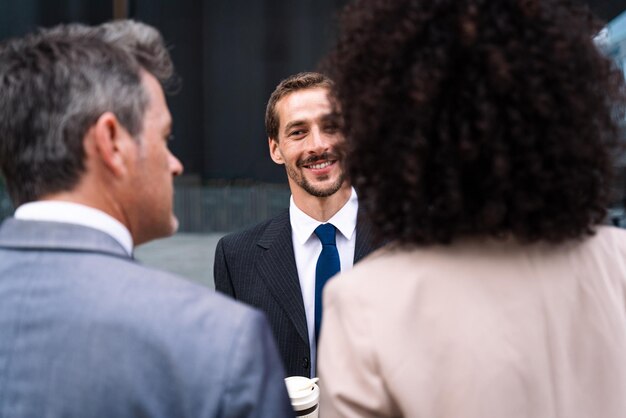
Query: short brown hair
265 72 333 140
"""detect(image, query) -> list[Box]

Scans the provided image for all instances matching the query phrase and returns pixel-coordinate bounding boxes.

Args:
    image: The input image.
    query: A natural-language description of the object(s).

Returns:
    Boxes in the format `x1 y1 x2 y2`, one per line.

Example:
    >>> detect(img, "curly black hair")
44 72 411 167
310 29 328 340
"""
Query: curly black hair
324 0 626 245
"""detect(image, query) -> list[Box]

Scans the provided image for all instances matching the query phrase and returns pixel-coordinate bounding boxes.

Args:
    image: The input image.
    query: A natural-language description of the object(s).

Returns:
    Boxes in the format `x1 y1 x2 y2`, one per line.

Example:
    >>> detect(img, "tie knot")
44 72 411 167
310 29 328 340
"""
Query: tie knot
314 223 336 246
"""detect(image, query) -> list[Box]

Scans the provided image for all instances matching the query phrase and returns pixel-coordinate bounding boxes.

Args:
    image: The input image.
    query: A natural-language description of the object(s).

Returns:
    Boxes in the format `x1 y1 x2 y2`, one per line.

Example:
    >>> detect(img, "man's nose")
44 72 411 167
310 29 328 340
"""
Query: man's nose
169 152 184 176
308 127 329 153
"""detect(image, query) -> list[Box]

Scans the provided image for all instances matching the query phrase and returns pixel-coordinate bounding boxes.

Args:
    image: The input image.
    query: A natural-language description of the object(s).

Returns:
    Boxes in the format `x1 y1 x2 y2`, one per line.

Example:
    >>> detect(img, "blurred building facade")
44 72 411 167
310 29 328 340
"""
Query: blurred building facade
0 1 624 231
0 0 348 231
0 0 347 186
604 9 626 76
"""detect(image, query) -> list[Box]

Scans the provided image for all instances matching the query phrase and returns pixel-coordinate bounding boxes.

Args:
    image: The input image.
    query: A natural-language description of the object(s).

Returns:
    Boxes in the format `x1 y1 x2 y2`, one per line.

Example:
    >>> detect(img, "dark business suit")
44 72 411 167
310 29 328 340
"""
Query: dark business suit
214 209 377 377
0 218 293 418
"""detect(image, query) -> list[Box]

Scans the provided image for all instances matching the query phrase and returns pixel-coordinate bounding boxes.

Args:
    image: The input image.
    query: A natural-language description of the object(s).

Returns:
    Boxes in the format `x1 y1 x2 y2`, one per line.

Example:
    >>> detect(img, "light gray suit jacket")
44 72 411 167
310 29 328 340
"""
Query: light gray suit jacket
0 218 293 418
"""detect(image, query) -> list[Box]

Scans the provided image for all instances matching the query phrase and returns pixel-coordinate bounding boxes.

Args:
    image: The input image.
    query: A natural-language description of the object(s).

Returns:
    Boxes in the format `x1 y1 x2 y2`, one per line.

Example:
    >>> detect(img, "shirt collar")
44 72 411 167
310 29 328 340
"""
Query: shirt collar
290 187 359 245
14 201 134 255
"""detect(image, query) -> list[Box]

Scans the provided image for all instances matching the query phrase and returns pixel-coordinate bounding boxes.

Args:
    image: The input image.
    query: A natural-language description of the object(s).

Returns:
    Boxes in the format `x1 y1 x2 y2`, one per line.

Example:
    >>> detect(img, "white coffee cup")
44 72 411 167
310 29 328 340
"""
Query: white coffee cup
284 376 320 418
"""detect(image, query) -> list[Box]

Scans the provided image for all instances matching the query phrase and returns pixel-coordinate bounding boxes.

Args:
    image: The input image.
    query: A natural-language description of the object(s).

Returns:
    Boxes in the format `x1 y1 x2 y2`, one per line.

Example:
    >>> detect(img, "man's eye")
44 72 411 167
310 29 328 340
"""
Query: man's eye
289 130 305 136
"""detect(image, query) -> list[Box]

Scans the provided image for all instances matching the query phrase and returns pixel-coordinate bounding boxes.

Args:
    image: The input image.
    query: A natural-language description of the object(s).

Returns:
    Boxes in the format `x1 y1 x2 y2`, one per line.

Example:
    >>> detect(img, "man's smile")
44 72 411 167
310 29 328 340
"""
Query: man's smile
298 152 340 170
303 160 335 169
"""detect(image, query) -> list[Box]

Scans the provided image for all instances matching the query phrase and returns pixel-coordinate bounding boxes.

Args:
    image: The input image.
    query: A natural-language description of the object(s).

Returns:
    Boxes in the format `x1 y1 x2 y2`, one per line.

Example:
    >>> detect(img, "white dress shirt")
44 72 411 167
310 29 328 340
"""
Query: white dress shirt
14 201 133 256
290 187 358 376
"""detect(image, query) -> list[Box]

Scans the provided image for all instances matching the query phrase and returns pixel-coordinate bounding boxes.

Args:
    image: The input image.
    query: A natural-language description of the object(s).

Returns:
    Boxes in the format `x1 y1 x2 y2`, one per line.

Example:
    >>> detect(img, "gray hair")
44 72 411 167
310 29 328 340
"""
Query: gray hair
95 20 176 88
0 20 175 206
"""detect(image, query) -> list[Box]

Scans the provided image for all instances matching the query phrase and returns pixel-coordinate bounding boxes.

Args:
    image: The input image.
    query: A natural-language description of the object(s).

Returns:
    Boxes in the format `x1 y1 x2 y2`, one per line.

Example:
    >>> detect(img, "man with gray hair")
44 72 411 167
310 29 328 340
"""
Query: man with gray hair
0 21 293 417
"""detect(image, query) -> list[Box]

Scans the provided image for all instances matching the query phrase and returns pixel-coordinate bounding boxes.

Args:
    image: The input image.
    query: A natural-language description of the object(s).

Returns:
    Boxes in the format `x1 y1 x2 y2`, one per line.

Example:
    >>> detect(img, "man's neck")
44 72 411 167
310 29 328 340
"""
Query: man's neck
291 183 352 222
41 190 121 224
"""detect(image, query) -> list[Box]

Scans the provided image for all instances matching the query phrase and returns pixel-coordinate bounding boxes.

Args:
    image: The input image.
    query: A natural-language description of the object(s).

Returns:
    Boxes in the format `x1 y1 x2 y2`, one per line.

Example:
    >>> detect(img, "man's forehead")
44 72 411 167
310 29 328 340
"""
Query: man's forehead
278 87 333 124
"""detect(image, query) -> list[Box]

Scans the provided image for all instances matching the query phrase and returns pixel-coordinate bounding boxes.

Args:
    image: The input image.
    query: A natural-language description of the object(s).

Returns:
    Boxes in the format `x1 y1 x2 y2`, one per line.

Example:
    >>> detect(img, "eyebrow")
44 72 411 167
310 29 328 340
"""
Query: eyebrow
321 113 341 124
283 120 308 133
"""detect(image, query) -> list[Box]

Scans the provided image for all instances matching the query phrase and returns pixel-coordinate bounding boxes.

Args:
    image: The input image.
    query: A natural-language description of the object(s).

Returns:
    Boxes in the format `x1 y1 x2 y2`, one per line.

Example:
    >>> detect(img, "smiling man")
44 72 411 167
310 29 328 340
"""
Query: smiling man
214 72 378 377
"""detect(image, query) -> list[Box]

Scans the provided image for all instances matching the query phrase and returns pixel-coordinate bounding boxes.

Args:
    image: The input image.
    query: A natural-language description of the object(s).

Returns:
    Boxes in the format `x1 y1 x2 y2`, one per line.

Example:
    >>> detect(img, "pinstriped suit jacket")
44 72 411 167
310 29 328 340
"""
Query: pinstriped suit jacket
213 209 378 377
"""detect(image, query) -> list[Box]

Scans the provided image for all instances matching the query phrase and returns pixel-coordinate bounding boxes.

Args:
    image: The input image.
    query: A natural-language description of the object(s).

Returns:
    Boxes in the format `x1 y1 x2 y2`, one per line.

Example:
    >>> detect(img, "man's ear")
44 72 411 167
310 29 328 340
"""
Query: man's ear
268 137 284 165
89 112 134 177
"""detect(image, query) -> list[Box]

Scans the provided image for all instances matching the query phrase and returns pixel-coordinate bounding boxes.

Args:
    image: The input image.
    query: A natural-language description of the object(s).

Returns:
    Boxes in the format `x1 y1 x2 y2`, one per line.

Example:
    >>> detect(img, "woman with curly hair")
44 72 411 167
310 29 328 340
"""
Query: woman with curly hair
317 0 626 416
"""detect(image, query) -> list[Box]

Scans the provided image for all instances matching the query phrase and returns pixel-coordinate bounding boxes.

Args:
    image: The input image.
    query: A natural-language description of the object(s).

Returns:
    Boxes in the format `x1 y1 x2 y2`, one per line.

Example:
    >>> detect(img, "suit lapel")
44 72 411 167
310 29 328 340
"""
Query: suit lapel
354 214 378 262
256 210 309 347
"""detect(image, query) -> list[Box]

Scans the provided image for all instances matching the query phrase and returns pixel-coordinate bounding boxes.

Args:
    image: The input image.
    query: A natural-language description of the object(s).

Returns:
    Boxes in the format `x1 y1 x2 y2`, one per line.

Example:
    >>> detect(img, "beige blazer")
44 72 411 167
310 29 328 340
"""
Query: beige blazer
318 226 626 418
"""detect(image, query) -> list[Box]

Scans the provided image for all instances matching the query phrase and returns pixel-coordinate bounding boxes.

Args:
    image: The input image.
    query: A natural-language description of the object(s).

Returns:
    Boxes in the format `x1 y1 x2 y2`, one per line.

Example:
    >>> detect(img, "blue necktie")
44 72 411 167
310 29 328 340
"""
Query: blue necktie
314 223 340 341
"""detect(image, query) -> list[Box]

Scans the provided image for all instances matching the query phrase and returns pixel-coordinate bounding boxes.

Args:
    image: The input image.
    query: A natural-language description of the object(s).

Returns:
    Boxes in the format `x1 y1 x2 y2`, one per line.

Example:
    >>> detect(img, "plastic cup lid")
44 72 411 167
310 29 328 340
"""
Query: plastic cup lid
285 376 319 399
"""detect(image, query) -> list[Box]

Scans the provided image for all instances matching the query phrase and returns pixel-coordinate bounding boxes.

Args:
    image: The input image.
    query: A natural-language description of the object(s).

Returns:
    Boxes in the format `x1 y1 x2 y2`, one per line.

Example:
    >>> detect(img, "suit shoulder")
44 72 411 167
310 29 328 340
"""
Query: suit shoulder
88 257 264 336
218 209 289 249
